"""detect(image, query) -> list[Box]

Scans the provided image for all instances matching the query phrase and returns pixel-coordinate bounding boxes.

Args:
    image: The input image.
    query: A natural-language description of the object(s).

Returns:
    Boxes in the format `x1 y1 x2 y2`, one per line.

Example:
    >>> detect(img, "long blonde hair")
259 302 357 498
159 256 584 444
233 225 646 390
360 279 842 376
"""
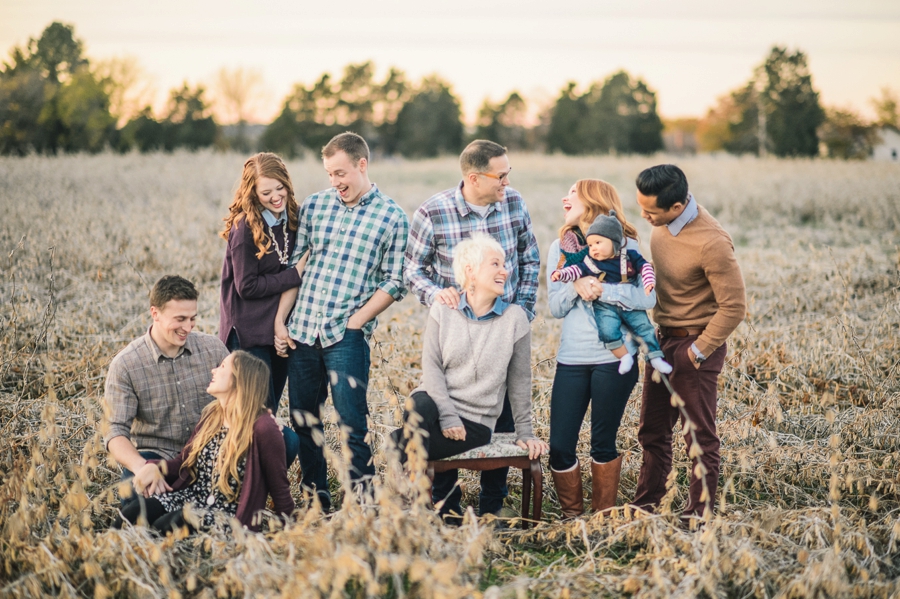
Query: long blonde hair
181 351 269 502
220 153 299 259
559 179 638 242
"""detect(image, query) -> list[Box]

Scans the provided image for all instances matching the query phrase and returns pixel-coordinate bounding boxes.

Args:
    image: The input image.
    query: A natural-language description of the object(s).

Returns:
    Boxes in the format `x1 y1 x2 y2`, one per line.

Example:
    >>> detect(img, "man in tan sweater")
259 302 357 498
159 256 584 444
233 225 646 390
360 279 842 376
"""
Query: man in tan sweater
631 164 746 519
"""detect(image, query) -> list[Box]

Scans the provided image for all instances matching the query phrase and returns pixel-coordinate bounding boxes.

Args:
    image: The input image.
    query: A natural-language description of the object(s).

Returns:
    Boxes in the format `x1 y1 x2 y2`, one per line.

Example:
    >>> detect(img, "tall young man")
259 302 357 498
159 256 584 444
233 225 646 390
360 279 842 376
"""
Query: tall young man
631 164 746 519
404 139 540 519
276 132 409 509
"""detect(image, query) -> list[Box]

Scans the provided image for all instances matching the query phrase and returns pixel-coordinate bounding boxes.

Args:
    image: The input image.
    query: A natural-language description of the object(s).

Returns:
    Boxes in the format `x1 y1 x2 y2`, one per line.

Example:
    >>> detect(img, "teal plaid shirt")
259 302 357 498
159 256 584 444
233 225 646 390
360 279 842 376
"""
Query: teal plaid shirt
286 184 409 347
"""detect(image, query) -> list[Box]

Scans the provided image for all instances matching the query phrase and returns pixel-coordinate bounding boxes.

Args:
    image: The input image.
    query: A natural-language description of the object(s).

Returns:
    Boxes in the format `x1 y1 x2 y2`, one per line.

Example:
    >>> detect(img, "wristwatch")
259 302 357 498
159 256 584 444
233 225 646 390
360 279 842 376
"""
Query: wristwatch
690 343 706 363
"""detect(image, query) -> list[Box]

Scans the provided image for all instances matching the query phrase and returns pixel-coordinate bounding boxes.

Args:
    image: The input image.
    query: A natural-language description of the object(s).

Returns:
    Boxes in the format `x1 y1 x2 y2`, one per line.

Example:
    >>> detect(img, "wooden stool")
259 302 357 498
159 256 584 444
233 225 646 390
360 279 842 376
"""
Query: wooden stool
426 433 542 528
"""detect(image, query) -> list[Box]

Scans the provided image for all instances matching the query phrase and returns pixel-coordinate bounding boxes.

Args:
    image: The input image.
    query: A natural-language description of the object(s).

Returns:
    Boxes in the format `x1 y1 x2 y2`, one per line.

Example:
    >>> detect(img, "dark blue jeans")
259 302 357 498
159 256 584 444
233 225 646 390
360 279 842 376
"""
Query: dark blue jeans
549 360 639 469
592 302 664 359
431 393 515 517
226 329 299 469
287 329 373 507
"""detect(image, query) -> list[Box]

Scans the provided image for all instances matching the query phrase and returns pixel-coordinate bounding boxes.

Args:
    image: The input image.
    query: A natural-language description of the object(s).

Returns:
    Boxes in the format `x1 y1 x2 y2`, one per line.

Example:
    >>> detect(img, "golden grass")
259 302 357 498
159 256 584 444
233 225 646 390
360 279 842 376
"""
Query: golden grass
1 152 899 597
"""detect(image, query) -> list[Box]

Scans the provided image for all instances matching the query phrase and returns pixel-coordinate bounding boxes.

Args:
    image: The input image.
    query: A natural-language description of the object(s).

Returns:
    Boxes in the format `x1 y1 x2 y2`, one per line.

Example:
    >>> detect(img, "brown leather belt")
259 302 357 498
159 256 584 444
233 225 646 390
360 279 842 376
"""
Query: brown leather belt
658 326 705 338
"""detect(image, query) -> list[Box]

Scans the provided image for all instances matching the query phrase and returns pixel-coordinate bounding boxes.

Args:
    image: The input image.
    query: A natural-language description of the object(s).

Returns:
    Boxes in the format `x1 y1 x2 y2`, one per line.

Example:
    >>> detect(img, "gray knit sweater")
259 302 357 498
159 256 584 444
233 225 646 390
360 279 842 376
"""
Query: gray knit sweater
413 302 536 442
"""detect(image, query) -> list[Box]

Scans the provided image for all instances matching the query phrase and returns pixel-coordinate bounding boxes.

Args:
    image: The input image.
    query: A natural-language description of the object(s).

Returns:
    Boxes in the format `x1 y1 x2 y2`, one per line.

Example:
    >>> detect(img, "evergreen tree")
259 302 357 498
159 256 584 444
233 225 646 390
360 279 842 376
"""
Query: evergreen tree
0 22 117 154
163 83 217 150
474 91 529 150
721 46 824 157
762 47 823 156
393 76 463 158
546 82 587 154
547 72 663 155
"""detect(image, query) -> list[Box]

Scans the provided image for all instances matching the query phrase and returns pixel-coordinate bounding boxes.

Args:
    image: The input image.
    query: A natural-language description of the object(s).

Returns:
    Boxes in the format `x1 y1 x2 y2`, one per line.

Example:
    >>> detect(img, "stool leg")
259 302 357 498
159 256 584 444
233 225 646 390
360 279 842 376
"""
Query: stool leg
531 460 542 525
521 467 532 529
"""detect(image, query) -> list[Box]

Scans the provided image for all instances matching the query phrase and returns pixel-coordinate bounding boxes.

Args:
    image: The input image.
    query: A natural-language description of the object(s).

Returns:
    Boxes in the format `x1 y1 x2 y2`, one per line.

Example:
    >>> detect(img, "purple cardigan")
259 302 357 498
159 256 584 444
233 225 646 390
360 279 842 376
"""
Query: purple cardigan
157 414 295 531
219 216 302 349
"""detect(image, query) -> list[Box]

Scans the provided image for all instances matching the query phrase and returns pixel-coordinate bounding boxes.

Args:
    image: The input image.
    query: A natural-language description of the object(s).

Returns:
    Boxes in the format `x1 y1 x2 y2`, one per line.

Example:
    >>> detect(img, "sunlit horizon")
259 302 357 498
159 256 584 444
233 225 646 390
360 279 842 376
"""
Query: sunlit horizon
2 0 899 125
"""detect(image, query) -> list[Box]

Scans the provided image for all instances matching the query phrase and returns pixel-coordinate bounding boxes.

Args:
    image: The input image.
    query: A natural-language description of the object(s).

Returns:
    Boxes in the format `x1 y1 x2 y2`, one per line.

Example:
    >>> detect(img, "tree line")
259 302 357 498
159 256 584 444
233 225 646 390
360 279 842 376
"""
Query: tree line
684 47 898 159
1 22 896 159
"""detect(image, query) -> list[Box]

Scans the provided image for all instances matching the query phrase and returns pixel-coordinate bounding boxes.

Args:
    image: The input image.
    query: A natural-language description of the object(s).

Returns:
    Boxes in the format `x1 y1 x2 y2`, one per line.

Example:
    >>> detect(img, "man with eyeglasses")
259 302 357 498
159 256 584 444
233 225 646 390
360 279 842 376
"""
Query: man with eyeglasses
404 139 540 523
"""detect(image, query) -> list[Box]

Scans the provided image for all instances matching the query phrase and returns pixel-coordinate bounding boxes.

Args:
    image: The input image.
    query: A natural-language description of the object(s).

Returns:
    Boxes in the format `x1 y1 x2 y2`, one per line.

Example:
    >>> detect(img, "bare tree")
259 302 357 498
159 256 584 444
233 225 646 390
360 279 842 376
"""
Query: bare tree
95 56 156 126
213 67 264 125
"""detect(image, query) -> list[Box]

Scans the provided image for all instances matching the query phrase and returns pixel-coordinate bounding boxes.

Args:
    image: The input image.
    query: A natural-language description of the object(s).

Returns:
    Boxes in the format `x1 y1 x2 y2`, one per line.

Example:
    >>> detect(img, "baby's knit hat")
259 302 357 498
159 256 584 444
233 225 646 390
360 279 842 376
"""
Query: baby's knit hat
586 211 624 253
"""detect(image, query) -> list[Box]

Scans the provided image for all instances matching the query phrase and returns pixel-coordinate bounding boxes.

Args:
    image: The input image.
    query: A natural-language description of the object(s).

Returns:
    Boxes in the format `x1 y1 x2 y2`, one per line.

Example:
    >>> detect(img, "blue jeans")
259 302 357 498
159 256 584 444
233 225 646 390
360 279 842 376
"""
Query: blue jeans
549 361 639 469
431 393 514 517
287 329 373 507
592 302 664 359
226 330 299 469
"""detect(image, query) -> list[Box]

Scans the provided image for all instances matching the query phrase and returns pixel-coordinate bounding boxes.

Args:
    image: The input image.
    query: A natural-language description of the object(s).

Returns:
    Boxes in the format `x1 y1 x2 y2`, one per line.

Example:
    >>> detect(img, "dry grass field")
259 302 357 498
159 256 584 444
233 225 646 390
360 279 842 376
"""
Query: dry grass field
1 152 899 598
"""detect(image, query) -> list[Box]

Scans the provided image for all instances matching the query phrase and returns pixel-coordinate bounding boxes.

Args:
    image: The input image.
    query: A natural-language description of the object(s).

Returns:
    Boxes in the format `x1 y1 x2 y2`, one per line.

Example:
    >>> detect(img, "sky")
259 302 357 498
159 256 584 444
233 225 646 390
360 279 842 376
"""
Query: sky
2 0 899 124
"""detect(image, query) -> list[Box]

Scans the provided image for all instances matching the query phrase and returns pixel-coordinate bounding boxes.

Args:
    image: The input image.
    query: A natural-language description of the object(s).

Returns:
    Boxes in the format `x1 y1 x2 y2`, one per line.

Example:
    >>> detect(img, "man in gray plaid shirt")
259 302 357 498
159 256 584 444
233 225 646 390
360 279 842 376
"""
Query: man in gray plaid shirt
103 276 229 497
275 132 408 509
403 139 540 521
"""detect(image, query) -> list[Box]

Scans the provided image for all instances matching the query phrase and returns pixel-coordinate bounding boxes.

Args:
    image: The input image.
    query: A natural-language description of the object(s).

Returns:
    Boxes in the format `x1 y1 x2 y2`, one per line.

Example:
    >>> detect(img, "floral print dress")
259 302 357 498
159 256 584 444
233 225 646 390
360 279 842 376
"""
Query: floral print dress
155 427 246 528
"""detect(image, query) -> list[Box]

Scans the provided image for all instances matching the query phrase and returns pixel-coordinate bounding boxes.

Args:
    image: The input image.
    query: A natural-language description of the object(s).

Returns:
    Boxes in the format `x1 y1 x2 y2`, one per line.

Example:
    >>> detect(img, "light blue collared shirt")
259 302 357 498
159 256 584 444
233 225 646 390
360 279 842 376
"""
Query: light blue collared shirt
261 209 286 226
666 193 698 237
458 293 508 321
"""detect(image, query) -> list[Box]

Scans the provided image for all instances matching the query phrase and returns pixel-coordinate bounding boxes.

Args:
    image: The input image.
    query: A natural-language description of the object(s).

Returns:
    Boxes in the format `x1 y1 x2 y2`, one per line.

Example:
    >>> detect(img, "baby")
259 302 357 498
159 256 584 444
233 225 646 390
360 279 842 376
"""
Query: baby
551 211 672 375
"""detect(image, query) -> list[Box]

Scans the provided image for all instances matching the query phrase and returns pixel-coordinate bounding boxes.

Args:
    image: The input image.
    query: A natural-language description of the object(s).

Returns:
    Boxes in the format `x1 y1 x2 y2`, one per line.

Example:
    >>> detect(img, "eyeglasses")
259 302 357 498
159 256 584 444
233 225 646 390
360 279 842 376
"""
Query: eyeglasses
476 168 512 182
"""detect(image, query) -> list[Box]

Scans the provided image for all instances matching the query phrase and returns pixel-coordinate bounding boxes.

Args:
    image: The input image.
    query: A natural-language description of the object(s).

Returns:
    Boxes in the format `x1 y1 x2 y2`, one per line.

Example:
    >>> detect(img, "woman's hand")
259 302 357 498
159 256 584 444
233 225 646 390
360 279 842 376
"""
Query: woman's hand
572 277 602 301
516 438 550 460
132 462 171 497
442 426 466 441
274 320 295 358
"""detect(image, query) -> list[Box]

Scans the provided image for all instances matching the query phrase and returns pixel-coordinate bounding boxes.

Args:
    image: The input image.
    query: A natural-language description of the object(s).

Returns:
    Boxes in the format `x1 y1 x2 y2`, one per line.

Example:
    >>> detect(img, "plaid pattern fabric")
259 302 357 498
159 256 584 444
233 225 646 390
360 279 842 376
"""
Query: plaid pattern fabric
287 185 409 347
404 182 540 320
102 330 229 459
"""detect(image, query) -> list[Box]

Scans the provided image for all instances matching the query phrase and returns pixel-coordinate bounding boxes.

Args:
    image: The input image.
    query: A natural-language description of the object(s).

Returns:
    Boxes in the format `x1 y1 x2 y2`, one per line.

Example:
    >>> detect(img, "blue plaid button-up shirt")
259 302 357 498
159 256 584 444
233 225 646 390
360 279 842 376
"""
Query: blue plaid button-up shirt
286 184 409 347
404 182 540 320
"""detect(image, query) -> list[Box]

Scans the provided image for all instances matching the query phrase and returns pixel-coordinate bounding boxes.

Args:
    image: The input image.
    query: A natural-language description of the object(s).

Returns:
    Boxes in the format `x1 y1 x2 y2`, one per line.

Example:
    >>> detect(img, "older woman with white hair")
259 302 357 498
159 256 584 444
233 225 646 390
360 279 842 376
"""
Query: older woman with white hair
392 232 548 522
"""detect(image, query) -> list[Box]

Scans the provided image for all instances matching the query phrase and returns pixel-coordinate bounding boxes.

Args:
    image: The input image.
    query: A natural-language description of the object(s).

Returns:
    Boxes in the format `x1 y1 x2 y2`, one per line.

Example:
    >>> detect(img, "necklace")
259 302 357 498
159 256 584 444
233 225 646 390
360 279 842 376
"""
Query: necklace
267 223 290 265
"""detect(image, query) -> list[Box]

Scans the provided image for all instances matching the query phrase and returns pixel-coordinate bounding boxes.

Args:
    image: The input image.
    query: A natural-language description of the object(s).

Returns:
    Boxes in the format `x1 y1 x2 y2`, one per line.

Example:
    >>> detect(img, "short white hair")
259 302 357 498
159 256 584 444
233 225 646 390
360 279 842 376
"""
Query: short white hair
452 232 505 287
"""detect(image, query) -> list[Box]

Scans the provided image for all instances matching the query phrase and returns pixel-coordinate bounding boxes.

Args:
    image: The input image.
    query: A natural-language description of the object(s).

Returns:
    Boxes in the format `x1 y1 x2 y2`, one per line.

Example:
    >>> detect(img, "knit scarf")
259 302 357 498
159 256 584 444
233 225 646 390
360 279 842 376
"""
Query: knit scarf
557 229 589 270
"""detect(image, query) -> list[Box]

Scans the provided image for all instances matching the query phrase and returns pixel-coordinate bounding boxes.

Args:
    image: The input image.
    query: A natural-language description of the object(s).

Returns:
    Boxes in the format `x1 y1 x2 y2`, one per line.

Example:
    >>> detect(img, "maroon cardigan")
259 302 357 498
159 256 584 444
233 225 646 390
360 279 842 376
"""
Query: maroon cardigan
218 216 302 349
156 414 295 532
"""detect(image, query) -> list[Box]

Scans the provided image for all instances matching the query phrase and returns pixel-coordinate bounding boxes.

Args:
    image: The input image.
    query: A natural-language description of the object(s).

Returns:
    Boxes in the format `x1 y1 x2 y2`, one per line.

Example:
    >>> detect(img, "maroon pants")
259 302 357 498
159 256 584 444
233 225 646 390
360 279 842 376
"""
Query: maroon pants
633 334 726 516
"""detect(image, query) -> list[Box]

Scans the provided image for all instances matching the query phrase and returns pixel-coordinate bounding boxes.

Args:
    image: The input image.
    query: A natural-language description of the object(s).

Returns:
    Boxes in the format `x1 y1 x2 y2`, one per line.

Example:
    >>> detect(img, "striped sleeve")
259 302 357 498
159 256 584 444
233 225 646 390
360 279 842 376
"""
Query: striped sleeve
640 263 655 291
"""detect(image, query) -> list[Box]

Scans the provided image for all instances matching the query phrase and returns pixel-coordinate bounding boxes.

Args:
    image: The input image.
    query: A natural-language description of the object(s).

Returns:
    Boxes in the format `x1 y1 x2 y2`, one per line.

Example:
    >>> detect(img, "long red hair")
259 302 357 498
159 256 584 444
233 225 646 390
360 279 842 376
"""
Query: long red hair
220 153 299 259
559 179 638 241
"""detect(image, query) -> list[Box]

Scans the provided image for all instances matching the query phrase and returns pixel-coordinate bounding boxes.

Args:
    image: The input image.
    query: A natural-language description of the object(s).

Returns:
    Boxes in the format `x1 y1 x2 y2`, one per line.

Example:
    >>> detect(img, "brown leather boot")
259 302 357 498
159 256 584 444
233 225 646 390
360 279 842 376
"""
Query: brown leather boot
591 455 623 512
551 463 584 519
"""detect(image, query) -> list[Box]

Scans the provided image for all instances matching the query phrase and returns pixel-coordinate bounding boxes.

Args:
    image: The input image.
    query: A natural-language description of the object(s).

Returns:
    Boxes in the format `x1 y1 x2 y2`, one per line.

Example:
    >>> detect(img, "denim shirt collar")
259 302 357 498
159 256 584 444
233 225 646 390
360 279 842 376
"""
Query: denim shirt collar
666 193 698 237
458 293 508 321
261 209 286 226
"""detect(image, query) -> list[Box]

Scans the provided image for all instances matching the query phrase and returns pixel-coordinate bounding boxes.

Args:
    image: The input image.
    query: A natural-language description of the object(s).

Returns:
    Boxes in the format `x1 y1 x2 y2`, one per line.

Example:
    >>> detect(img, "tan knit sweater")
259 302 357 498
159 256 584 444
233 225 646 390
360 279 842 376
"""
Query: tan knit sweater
650 206 746 357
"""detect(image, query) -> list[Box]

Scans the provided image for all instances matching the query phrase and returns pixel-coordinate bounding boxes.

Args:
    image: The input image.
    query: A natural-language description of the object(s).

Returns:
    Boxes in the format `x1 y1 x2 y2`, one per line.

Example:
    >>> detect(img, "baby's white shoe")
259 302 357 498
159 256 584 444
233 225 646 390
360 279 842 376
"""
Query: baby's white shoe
618 353 634 375
650 356 673 374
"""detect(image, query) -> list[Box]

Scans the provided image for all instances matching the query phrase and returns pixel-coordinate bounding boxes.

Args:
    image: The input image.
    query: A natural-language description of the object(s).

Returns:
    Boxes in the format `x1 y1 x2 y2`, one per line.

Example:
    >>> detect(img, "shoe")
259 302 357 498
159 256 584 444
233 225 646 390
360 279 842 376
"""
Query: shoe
308 489 331 513
482 506 518 529
591 455 623 512
551 462 584 518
